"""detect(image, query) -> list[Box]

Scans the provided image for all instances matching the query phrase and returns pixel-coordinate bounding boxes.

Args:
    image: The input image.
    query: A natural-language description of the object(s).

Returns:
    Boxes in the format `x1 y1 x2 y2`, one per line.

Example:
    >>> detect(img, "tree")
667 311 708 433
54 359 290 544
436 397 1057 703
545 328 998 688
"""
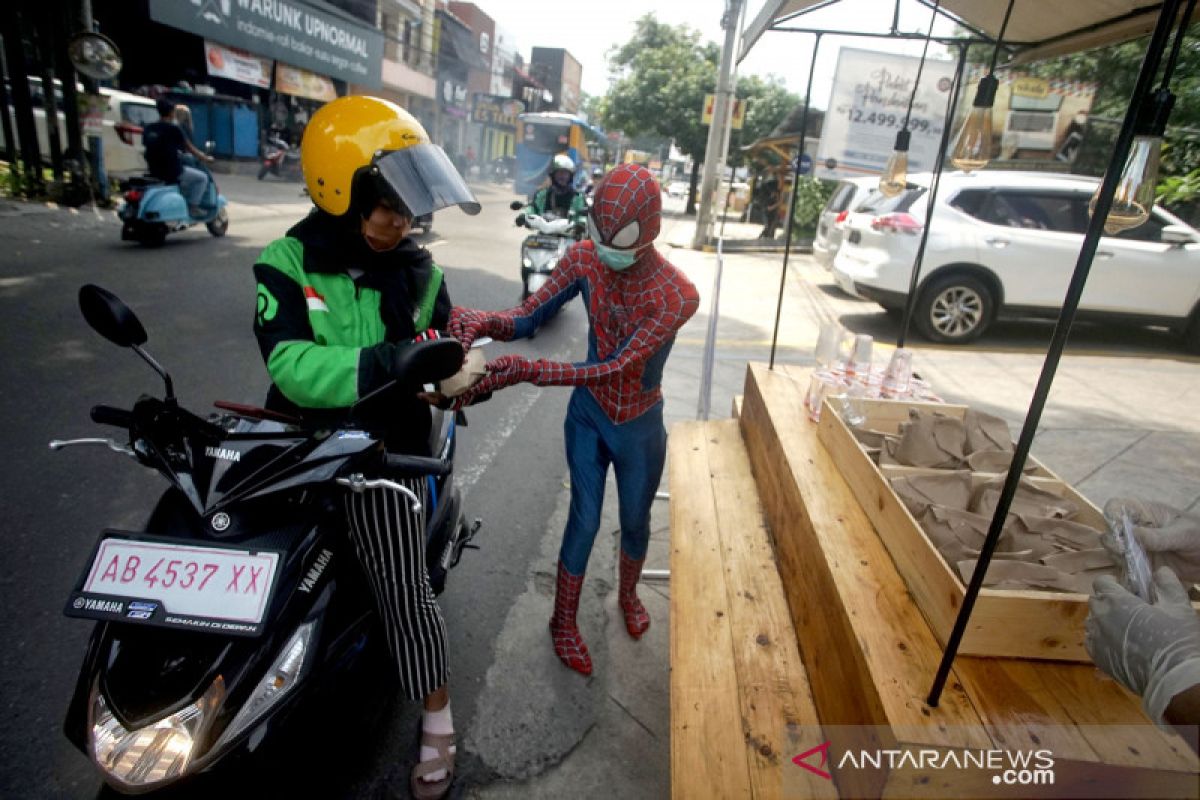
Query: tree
603 14 719 214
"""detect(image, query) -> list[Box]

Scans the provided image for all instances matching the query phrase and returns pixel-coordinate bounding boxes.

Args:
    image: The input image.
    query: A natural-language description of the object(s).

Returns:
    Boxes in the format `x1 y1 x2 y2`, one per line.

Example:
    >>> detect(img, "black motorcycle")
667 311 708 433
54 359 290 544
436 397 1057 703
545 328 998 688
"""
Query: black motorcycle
57 285 480 794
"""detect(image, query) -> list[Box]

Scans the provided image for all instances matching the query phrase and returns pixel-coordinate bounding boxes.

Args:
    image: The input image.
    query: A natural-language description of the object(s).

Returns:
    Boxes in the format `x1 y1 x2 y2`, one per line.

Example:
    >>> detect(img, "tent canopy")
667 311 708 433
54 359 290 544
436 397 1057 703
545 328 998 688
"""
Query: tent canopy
741 0 1199 65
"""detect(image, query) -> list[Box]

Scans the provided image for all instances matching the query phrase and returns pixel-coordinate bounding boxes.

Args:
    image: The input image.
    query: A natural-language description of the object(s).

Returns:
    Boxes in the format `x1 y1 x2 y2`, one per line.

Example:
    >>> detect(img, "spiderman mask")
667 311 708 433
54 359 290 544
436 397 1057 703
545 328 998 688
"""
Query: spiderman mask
587 164 661 271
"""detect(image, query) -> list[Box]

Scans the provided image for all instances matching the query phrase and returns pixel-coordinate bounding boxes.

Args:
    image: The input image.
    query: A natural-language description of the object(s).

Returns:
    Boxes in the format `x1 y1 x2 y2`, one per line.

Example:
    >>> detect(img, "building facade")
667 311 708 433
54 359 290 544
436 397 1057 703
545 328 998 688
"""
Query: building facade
529 47 582 114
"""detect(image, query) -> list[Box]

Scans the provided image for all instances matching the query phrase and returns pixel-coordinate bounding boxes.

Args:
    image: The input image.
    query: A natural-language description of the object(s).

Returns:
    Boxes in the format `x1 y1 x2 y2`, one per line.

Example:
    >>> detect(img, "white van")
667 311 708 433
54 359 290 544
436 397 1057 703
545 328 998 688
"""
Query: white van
1 78 159 180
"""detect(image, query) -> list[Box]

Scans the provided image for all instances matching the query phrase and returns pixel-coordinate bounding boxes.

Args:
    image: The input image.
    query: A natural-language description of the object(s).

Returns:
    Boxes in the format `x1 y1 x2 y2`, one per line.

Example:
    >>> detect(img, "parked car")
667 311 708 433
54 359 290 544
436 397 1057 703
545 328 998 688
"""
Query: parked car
1 77 158 180
830 170 1200 346
813 176 876 269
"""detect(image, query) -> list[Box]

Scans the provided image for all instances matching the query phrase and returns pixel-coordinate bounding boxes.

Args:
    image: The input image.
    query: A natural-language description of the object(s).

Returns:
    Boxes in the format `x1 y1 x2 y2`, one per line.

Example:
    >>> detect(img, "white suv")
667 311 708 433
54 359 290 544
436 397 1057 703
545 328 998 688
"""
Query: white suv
831 170 1200 345
813 176 876 269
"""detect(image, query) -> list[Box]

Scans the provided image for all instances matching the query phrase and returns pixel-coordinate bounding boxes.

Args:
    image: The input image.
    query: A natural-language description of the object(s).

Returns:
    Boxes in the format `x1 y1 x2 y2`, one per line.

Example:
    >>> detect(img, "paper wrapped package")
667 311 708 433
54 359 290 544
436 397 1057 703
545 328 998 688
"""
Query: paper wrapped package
437 348 487 398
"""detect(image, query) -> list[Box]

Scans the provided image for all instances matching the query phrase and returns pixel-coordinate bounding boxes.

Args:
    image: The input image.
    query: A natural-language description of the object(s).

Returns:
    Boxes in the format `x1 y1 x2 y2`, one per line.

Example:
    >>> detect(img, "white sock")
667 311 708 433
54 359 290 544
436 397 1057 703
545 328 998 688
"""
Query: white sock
419 702 456 783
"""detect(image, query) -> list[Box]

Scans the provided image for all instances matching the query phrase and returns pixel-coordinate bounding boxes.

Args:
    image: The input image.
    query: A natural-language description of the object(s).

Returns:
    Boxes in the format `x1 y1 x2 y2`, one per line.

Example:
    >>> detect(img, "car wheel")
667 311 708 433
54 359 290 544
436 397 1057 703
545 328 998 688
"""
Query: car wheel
914 274 993 343
207 207 229 237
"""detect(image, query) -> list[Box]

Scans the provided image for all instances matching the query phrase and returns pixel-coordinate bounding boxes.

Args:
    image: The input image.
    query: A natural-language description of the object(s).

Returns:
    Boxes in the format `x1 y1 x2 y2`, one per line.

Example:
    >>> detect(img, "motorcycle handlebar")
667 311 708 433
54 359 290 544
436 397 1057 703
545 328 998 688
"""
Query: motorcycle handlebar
91 405 133 428
384 453 452 477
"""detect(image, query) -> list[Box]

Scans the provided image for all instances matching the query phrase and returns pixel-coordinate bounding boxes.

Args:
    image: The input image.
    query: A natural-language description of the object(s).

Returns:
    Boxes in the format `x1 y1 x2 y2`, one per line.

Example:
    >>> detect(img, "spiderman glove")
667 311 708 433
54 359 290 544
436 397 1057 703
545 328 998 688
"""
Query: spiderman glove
447 306 494 353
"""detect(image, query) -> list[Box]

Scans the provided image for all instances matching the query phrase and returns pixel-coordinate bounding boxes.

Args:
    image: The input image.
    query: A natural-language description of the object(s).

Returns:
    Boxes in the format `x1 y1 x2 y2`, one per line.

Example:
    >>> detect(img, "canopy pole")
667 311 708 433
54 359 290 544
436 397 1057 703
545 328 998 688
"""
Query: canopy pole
927 0 1184 707
896 43 969 348
768 32 821 370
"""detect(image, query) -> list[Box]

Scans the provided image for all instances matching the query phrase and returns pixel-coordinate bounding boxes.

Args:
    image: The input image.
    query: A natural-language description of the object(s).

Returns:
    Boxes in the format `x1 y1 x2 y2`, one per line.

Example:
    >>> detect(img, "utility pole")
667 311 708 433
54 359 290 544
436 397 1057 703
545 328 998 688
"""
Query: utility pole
691 0 742 250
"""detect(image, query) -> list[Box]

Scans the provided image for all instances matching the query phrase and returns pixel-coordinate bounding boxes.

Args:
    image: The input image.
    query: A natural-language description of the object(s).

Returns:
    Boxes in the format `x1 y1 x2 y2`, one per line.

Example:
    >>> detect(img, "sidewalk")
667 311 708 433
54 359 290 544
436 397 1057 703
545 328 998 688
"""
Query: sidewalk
466 208 1200 799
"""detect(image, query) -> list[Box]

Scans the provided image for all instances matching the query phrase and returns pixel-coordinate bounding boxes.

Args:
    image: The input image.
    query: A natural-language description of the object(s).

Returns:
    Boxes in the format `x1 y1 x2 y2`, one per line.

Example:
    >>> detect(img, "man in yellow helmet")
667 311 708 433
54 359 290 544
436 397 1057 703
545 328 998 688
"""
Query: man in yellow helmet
252 95 478 800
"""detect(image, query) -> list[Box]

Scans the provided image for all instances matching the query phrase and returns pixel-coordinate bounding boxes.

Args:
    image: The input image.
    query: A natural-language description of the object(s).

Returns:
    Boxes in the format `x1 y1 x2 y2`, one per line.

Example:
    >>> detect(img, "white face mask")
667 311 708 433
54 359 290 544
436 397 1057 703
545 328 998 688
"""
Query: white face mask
592 241 638 271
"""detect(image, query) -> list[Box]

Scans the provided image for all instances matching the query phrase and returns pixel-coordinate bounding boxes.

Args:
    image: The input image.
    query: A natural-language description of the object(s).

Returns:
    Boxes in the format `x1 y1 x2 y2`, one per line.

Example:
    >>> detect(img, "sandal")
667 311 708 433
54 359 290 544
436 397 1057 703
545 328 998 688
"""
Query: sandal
410 730 456 800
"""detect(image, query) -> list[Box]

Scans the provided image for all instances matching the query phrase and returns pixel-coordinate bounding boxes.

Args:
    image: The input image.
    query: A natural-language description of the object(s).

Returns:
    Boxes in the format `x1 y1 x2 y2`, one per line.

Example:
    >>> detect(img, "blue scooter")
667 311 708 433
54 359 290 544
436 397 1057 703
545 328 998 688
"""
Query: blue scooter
119 147 229 247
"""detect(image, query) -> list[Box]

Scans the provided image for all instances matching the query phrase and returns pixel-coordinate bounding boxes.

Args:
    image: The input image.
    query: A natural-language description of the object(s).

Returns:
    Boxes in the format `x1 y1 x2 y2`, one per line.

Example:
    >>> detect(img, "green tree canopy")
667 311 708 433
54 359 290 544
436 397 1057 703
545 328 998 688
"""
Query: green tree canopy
602 14 719 161
730 74 803 168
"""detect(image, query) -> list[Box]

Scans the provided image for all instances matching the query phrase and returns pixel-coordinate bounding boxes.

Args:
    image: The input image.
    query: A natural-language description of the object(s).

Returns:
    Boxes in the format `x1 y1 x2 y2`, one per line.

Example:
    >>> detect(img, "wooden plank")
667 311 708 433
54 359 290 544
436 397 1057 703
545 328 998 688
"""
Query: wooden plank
731 394 744 419
705 418 835 799
740 364 989 797
668 421 754 800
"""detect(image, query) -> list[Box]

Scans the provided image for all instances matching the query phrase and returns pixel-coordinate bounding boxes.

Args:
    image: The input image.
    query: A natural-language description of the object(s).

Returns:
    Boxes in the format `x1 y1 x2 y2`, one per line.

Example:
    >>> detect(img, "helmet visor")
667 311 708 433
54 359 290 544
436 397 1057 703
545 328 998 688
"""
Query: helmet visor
374 143 481 217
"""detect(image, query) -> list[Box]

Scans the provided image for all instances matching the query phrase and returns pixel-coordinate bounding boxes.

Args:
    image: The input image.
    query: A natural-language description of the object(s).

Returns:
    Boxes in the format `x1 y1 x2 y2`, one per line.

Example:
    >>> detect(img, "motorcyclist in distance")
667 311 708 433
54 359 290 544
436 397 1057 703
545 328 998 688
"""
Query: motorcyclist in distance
518 154 587 230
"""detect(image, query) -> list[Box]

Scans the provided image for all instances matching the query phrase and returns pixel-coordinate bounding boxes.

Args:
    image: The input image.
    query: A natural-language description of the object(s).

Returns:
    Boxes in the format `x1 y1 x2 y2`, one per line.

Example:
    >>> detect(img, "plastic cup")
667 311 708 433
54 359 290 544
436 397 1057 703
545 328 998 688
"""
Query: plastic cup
814 322 844 368
847 334 873 379
881 348 913 398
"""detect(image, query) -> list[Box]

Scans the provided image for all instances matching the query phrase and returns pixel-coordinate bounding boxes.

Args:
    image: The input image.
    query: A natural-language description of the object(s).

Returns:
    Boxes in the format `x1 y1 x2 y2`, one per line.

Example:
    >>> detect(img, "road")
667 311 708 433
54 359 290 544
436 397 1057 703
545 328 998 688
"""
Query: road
0 173 591 798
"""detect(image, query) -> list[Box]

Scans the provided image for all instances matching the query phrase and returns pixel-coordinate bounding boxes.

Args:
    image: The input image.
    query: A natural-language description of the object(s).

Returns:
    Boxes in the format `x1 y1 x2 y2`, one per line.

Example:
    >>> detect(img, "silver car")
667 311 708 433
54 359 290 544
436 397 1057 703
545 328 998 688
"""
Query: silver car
813 176 877 269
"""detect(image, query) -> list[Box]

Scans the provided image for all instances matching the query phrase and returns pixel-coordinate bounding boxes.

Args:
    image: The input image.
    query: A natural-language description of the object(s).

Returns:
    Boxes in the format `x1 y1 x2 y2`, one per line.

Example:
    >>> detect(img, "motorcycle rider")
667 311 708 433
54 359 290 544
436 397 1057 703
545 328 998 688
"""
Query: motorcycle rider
251 95 479 800
142 97 213 218
520 153 587 228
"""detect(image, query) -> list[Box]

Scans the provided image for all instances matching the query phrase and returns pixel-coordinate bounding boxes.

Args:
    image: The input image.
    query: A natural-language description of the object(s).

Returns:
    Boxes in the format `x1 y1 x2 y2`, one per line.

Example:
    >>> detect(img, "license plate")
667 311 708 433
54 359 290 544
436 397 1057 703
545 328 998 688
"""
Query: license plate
65 533 282 637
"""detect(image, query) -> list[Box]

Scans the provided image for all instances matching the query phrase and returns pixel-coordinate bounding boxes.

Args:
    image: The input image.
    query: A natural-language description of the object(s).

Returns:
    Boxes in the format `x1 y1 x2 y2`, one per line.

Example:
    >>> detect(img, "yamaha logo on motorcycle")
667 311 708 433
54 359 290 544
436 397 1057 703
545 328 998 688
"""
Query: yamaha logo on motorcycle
55 285 481 794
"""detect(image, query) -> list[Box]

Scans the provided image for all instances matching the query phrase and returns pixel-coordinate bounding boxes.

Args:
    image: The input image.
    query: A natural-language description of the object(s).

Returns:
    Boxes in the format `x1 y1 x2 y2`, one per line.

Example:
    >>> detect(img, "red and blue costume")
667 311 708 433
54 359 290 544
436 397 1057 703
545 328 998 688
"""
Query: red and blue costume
450 164 699 675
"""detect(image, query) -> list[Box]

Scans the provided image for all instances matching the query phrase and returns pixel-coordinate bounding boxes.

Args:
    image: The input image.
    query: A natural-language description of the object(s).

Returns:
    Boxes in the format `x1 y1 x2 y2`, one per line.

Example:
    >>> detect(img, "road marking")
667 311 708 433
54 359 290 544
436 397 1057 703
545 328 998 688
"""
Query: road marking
457 387 542 498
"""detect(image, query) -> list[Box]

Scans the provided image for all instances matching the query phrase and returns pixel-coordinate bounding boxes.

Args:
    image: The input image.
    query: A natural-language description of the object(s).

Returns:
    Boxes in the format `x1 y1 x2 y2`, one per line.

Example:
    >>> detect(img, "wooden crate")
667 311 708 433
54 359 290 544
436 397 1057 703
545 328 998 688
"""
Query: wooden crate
815 393 1182 662
739 362 1199 796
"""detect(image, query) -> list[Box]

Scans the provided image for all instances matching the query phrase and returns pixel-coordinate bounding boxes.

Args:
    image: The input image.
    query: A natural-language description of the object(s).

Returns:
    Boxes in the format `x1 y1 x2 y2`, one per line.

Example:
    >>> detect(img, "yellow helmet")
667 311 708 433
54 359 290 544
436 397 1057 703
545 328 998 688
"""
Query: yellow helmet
301 95 479 218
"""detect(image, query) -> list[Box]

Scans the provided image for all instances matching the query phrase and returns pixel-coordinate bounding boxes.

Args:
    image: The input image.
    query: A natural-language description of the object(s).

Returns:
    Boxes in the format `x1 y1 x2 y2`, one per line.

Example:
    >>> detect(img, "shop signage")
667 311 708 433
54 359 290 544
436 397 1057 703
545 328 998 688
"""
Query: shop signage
472 95 524 128
149 0 382 88
204 40 271 88
79 94 107 136
276 62 337 102
815 47 954 181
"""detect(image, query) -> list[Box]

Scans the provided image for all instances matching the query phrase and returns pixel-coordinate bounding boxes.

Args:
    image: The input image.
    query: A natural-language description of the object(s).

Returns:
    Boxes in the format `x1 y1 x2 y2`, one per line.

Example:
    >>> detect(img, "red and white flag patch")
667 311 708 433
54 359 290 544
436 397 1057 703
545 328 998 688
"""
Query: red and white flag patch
304 286 329 312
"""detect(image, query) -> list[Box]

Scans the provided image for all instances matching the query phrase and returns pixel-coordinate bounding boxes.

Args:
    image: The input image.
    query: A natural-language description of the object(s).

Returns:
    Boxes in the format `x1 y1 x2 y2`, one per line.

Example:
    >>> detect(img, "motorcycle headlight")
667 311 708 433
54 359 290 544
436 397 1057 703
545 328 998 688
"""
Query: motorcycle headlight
522 256 533 268
90 674 224 790
214 621 314 751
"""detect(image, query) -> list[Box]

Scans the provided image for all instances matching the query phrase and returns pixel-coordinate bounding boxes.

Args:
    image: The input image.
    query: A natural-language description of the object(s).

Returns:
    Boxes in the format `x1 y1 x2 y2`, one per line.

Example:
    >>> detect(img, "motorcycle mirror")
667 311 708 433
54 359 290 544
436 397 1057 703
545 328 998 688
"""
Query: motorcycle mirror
78 284 177 403
509 201 523 211
79 284 147 347
393 338 464 386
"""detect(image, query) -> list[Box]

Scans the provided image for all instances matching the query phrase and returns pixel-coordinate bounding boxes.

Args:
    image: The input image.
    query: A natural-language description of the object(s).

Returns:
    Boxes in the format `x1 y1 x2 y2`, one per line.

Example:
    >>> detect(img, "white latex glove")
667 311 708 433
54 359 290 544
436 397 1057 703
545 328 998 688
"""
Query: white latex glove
1086 568 1200 725
1102 498 1200 584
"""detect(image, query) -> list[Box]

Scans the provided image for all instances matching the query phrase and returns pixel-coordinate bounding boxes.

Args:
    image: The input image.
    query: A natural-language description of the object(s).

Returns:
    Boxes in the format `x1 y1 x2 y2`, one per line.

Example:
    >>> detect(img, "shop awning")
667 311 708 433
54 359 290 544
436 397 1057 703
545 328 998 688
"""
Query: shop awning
741 0 1200 65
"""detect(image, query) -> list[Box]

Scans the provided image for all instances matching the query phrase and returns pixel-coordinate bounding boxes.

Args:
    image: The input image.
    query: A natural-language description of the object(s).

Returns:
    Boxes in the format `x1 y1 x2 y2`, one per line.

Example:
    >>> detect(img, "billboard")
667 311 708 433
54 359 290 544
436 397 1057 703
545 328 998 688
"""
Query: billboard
815 47 955 181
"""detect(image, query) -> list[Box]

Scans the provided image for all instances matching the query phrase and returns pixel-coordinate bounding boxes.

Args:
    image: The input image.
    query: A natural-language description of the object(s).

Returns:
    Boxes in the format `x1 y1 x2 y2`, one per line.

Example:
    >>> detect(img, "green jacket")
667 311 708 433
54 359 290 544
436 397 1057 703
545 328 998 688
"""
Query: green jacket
253 211 450 448
526 185 587 225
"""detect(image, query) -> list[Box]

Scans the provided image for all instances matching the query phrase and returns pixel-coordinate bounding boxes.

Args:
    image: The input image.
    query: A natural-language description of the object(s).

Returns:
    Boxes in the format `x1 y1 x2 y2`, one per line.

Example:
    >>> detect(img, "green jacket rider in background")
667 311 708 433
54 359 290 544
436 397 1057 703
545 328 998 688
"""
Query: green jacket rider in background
522 153 587 225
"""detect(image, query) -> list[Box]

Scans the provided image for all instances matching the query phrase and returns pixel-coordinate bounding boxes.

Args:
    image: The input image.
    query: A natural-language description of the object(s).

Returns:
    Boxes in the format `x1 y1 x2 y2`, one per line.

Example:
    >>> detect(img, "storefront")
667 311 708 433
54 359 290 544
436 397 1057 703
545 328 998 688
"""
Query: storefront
471 94 523 161
145 0 382 153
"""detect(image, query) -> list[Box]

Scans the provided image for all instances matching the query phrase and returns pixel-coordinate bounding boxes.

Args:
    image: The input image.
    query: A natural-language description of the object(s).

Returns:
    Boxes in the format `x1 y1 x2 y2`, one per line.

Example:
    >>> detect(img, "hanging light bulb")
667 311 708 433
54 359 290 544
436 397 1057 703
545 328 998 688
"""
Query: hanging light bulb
950 75 998 172
879 129 910 197
1089 89 1174 235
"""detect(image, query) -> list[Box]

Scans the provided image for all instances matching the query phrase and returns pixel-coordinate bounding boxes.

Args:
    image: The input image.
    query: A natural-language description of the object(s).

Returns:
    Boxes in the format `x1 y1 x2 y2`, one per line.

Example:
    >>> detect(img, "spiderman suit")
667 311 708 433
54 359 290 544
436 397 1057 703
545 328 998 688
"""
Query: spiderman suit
450 164 699 675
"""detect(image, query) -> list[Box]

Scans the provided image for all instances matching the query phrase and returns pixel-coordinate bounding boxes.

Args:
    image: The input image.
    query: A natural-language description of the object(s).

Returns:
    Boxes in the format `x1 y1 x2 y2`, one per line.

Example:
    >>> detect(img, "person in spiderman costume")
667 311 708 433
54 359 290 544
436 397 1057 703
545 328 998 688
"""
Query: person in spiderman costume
448 164 699 675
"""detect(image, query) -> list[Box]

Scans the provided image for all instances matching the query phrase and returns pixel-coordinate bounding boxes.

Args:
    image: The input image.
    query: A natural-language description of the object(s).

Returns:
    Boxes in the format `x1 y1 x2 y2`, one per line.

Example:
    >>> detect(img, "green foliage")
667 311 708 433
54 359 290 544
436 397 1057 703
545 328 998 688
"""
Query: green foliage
790 177 836 239
603 14 719 158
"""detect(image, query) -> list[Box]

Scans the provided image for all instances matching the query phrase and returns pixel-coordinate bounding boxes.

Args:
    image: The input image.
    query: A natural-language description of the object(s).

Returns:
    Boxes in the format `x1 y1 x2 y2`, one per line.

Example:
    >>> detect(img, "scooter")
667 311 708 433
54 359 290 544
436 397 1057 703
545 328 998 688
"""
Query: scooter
257 134 302 181
510 200 582 300
57 285 481 795
119 147 229 247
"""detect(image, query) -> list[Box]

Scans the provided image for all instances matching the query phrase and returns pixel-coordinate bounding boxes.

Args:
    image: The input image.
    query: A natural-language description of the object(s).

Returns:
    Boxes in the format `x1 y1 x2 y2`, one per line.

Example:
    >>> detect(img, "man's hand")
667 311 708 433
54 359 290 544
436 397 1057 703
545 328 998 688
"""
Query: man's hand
447 307 490 353
1086 568 1200 724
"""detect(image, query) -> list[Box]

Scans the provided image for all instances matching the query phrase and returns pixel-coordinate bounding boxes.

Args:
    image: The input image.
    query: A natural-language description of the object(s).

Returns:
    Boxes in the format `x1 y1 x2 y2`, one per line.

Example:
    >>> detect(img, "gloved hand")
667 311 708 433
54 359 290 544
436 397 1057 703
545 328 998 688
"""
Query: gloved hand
448 355 541 410
1103 498 1200 583
515 213 527 227
447 306 491 353
1086 568 1200 724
